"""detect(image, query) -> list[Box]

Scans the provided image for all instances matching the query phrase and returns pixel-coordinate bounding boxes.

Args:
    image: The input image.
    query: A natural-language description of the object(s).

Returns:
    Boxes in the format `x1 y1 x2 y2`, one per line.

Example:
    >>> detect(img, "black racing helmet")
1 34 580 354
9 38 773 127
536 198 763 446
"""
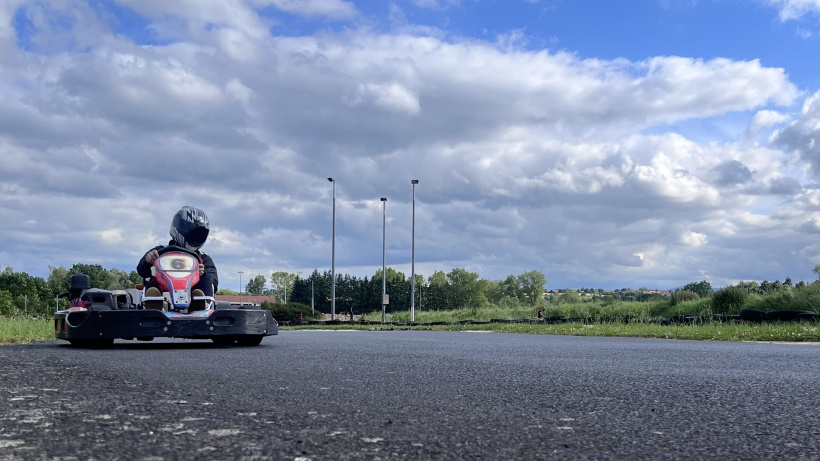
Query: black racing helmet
170 206 210 250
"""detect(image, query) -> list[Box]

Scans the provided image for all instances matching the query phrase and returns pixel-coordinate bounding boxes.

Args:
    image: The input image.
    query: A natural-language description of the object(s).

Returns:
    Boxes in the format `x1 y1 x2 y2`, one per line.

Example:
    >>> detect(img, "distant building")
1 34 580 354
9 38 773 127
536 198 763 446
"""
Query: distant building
215 295 277 307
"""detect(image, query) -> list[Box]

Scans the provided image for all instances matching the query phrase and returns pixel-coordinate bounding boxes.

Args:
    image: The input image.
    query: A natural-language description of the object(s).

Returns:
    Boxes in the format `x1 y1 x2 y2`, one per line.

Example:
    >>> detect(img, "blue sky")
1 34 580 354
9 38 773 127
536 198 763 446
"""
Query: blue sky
84 0 820 87
3 0 820 291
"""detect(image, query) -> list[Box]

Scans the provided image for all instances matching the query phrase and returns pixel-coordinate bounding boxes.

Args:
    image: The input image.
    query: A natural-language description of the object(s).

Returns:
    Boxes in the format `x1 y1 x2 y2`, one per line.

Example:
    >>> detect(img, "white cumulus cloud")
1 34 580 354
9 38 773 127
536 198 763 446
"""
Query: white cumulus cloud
767 0 820 20
0 0 818 290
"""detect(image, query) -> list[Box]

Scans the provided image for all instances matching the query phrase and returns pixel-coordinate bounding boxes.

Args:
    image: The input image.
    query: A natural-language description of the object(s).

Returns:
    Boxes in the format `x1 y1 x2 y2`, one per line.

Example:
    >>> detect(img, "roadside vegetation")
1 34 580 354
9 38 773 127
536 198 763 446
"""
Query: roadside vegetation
287 278 820 342
286 321 820 342
2 263 820 344
352 277 820 325
4 313 817 345
0 316 52 344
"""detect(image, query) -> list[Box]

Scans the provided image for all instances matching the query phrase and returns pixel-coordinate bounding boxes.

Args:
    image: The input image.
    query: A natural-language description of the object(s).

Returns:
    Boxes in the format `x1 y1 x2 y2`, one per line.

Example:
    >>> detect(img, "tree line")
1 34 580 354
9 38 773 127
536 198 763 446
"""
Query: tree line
0 264 547 317
1 261 811 319
0 264 143 317
225 268 547 314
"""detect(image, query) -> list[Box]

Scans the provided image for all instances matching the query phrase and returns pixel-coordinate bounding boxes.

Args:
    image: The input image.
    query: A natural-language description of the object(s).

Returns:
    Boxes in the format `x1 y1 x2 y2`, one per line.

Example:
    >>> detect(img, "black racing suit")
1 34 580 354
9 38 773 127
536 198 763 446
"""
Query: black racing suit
136 240 219 297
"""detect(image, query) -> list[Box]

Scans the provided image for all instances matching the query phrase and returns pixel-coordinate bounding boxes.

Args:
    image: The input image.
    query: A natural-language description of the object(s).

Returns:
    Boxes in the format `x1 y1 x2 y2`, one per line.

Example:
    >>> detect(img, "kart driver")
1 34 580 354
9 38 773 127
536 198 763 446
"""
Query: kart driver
137 206 219 310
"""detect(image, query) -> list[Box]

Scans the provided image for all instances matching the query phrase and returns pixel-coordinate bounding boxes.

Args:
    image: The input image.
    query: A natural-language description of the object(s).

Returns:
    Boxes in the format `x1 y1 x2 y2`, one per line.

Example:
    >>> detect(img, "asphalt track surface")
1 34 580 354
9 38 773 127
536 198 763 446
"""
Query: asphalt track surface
1 330 818 461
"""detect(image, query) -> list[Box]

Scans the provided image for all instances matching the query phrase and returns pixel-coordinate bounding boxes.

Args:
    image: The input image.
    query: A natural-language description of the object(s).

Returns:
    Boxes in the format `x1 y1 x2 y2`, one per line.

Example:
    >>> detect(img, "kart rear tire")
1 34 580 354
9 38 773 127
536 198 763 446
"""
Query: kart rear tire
211 336 236 346
236 335 264 347
763 310 815 322
69 338 114 348
739 309 765 322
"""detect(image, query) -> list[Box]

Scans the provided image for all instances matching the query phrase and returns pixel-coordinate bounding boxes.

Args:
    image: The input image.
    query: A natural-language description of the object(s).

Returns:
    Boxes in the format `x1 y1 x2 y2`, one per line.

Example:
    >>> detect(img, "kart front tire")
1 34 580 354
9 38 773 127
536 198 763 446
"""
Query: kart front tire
69 338 115 348
211 336 236 346
235 335 264 347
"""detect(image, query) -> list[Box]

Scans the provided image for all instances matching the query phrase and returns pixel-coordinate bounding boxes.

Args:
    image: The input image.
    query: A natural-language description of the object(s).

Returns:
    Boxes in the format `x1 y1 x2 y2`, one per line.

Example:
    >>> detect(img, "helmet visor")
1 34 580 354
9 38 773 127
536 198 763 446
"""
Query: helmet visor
185 227 209 249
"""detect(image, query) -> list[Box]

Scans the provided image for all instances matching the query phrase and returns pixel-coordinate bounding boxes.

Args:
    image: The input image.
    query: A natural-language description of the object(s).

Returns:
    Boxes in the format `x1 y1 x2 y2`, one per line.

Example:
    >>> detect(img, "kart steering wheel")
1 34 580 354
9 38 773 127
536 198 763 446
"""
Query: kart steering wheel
157 245 200 259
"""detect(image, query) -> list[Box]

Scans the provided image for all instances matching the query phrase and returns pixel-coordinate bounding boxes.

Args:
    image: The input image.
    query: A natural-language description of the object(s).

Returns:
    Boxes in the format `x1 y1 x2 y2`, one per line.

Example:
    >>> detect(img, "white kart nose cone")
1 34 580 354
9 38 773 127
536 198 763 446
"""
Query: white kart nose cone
174 291 190 307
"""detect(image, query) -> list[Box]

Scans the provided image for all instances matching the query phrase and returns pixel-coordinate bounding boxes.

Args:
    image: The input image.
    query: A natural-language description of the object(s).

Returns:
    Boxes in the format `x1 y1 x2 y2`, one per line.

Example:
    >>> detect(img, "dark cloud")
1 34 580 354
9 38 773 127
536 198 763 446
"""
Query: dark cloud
710 160 754 186
773 92 820 177
767 176 801 195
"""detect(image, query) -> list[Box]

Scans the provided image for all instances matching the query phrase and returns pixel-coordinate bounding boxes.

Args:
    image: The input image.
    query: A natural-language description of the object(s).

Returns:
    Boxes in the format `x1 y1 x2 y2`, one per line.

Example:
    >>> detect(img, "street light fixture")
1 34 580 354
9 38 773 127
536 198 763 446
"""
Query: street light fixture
328 177 336 320
238 271 243 306
411 179 418 322
380 197 387 323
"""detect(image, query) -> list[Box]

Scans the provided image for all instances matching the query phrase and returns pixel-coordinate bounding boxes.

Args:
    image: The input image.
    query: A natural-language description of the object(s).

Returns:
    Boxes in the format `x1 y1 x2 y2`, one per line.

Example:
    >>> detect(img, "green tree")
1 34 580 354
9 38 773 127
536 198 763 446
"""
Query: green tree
216 288 238 295
245 275 267 296
106 268 133 290
681 280 712 298
69 264 109 290
736 281 761 294
0 270 50 301
446 268 487 310
559 290 581 304
290 269 330 313
270 271 298 303
425 270 448 310
128 271 143 287
487 275 520 304
47 266 71 296
0 290 15 316
517 270 547 306
290 270 322 311
373 268 408 312
813 264 820 280
0 269 52 316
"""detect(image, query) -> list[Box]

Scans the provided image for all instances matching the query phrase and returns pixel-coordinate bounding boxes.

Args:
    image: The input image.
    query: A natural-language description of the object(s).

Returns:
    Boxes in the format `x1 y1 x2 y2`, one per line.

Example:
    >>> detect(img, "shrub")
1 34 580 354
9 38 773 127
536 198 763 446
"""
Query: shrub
0 290 16 317
496 296 524 309
669 291 699 306
570 304 590 320
789 282 820 313
649 297 710 318
711 286 747 314
748 282 820 314
262 302 319 322
558 291 581 304
601 296 619 307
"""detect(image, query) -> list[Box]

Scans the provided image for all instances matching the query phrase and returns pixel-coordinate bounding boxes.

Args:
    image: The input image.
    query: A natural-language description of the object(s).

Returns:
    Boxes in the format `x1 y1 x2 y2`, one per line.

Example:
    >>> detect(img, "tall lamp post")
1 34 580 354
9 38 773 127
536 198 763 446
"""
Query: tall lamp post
410 179 418 322
238 271 243 305
380 197 387 323
328 177 336 320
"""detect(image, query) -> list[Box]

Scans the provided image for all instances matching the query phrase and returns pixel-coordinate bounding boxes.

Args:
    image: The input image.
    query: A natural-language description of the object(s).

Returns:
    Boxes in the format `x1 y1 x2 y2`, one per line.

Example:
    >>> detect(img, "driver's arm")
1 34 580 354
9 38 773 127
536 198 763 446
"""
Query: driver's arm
136 246 163 278
201 253 219 292
145 249 159 264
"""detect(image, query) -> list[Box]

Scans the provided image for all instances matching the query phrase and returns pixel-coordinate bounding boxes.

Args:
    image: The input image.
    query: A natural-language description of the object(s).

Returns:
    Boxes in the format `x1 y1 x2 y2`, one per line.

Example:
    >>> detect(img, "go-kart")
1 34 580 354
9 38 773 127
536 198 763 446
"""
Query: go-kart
53 246 277 347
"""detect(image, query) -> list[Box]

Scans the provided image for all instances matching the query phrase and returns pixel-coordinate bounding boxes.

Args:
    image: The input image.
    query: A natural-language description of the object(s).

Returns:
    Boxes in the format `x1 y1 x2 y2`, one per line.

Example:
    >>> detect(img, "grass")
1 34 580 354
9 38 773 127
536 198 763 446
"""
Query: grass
309 302 820 342
433 322 820 341
284 321 820 342
4 308 820 345
0 316 53 345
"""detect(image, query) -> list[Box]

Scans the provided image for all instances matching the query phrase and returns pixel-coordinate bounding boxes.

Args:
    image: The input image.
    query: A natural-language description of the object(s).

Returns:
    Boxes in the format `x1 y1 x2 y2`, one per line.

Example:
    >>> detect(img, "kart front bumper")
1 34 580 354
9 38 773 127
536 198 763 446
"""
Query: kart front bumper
54 308 278 341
